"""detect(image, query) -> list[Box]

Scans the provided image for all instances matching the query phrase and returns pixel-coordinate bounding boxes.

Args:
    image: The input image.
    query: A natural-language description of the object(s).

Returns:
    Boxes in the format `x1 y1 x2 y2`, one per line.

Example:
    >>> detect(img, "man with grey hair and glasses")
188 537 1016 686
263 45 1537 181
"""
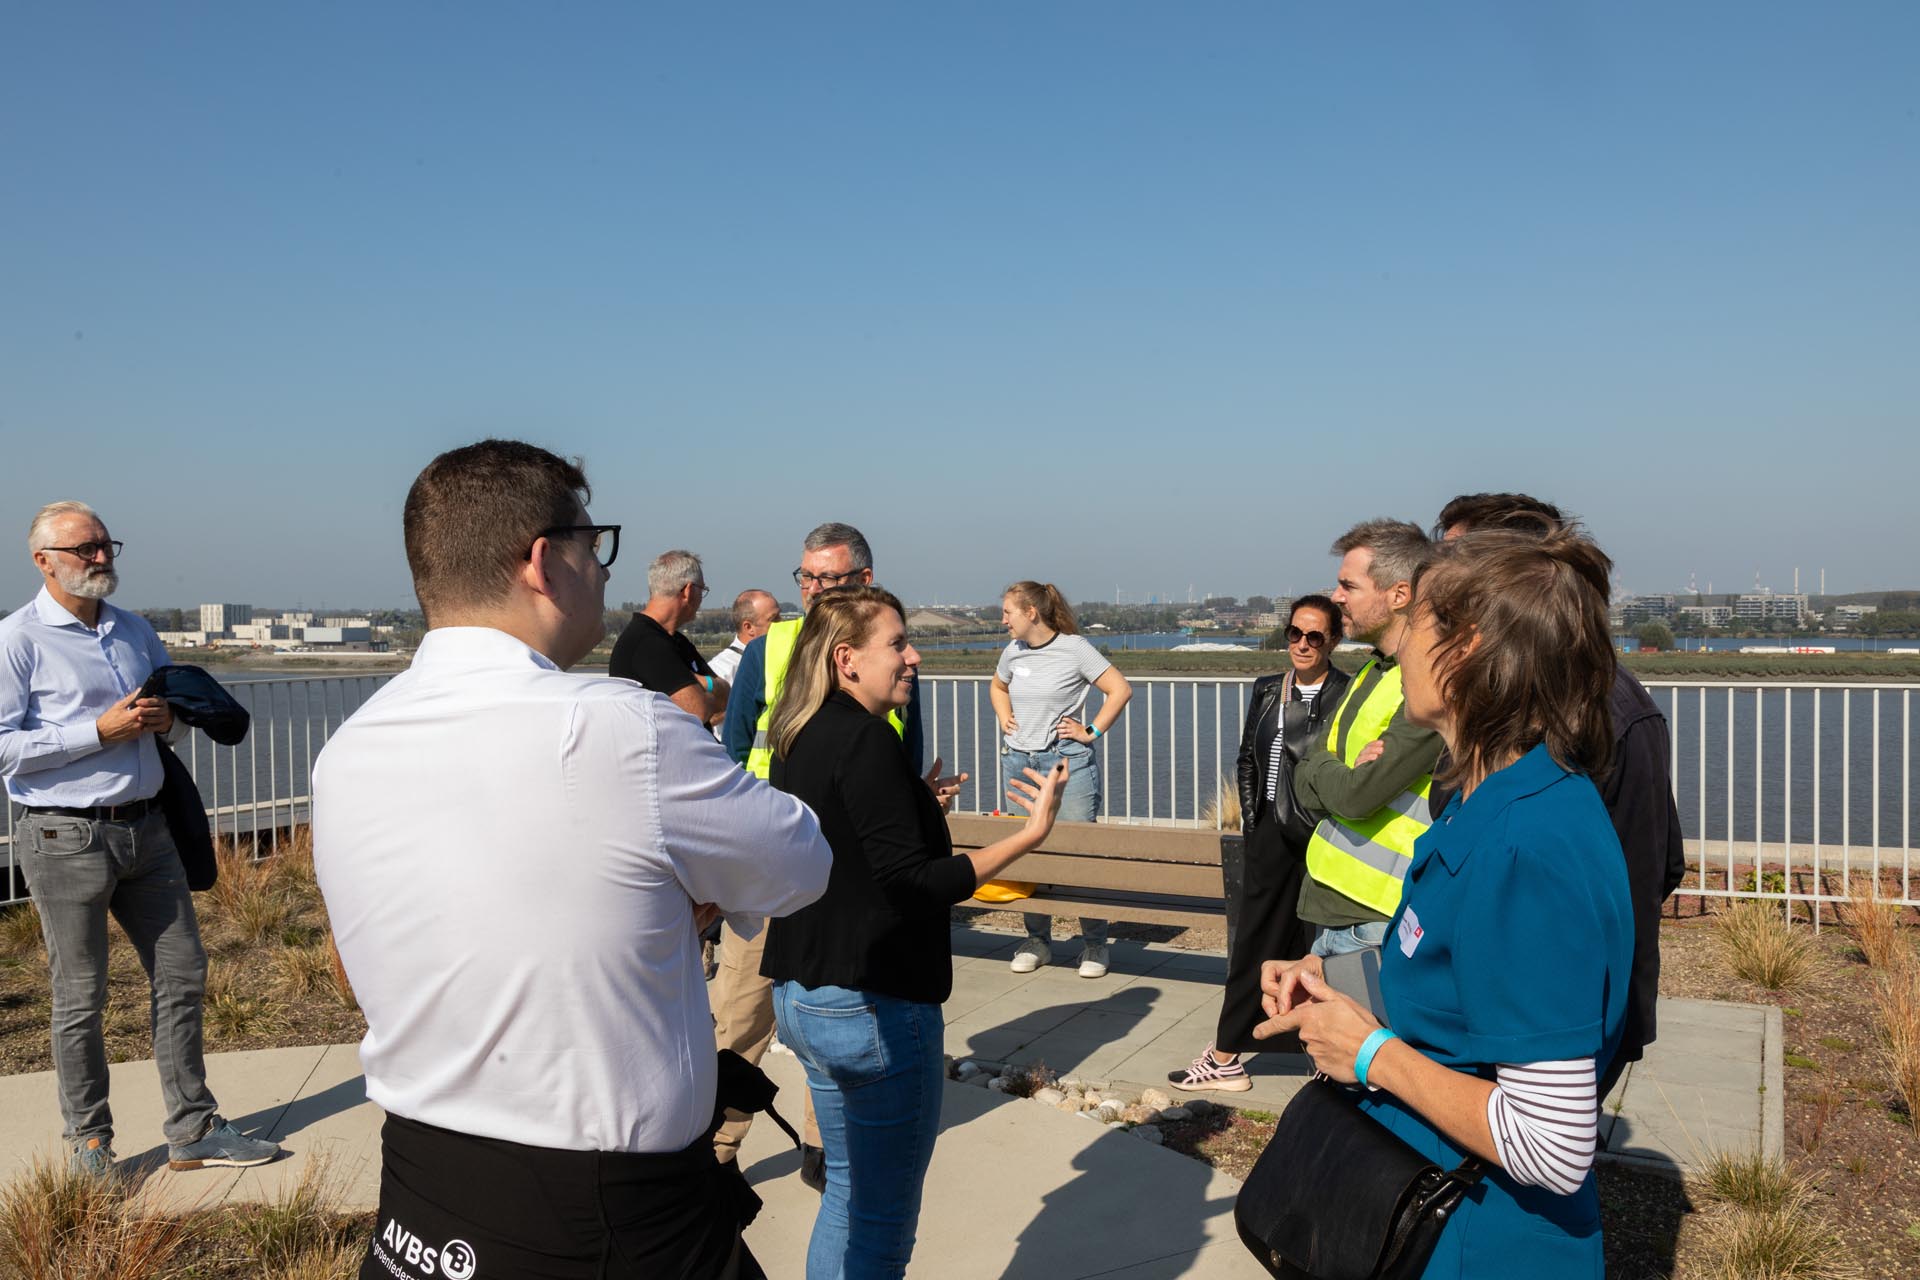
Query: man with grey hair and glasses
610 549 729 729
0 501 280 1178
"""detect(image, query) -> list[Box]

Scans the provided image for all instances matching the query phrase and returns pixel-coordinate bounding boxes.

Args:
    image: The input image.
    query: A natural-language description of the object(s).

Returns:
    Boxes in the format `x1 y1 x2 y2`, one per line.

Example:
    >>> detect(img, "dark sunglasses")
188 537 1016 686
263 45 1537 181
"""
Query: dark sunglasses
1286 625 1328 649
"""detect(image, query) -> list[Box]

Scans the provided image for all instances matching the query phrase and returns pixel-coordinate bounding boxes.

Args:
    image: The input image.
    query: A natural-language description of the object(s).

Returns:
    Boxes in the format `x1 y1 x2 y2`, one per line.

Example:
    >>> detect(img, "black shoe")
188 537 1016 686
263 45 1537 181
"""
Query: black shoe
799 1143 826 1193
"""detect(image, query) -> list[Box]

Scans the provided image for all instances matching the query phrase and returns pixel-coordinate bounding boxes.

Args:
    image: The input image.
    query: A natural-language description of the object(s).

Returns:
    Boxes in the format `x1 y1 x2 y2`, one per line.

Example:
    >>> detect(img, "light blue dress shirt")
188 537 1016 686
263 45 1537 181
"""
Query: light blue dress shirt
0 587 171 807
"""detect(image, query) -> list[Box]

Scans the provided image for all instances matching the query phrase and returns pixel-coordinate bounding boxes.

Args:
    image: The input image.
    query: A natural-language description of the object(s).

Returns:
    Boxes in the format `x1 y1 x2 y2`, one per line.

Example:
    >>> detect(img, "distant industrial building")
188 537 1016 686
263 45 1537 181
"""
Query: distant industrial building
1677 605 1734 627
1612 595 1676 627
1734 592 1807 623
198 603 252 635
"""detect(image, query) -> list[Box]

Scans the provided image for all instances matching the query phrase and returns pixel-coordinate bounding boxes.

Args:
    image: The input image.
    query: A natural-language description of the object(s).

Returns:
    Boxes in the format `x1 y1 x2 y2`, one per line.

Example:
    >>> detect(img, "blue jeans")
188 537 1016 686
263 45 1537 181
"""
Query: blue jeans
772 982 945 1279
1310 920 1389 958
1005 743 1107 946
16 809 217 1147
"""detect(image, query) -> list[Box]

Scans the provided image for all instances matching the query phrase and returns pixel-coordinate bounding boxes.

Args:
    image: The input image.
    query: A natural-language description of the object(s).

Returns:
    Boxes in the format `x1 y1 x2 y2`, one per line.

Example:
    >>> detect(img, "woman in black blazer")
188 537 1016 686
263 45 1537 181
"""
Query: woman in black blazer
761 586 1065 1280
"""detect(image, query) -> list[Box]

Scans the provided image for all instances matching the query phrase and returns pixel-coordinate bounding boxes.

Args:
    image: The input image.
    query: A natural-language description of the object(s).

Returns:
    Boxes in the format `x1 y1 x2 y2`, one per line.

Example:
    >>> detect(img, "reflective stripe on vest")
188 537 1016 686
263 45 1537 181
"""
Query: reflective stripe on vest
1302 658 1434 917
745 617 905 778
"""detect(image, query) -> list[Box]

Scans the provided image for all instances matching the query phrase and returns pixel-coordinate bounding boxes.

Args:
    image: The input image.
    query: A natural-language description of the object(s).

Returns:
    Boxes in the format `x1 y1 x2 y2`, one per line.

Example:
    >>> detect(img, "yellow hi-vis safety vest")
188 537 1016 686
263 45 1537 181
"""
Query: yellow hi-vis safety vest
745 617 906 779
1302 659 1434 917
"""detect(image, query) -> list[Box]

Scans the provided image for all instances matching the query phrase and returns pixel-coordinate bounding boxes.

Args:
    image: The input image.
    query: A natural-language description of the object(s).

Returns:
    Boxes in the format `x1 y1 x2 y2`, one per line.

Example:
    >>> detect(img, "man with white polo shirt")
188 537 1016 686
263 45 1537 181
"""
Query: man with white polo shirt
313 440 831 1280
1 500 280 1178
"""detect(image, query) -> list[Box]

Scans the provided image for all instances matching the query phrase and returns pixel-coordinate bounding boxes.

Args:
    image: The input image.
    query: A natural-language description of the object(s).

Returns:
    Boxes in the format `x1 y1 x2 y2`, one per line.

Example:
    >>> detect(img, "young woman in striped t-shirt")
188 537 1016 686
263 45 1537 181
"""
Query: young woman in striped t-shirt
989 581 1133 978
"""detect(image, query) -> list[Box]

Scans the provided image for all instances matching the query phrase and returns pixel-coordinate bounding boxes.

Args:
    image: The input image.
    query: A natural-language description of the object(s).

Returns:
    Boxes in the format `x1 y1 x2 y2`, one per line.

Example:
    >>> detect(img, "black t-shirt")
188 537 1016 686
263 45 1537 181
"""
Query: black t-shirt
608 613 713 697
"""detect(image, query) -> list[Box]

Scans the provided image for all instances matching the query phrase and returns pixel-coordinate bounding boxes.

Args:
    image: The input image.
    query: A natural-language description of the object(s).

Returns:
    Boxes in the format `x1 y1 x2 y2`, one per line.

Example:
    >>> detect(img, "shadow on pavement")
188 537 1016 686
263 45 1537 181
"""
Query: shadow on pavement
1598 1151 1693 1280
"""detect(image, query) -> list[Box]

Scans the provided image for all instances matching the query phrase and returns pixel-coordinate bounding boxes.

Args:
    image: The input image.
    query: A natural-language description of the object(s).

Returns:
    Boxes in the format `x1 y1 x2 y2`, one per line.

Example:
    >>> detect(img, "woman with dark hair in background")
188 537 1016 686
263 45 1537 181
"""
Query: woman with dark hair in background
1170 594 1351 1092
1254 530 1634 1278
761 586 1066 1279
990 580 1132 978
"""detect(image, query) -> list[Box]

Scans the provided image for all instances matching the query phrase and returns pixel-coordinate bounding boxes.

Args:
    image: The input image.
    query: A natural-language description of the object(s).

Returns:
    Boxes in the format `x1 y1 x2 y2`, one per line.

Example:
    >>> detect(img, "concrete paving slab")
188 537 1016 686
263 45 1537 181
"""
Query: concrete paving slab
225 1042 380 1211
0 1044 337 1211
736 1051 1267 1280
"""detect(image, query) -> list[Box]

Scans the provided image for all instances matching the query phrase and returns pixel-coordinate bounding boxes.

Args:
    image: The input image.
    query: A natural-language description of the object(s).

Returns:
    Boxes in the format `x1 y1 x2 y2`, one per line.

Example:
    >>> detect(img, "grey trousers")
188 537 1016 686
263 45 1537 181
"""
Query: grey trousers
18 807 217 1147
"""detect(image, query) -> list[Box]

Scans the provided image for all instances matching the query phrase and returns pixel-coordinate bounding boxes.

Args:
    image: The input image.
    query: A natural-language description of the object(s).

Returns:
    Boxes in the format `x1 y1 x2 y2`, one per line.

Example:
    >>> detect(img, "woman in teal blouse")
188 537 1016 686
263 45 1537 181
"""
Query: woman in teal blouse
1256 528 1634 1278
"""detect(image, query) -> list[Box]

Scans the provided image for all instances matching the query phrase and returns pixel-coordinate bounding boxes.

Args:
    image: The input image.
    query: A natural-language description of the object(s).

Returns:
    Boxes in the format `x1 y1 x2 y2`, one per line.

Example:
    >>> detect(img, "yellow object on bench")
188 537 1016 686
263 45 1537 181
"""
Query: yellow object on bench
972 879 1037 903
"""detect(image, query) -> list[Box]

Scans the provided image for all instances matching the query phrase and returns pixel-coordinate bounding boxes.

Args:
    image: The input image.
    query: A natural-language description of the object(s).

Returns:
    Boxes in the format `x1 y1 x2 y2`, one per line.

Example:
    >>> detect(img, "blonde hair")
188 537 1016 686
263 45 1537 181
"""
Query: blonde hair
768 586 908 758
1003 581 1077 635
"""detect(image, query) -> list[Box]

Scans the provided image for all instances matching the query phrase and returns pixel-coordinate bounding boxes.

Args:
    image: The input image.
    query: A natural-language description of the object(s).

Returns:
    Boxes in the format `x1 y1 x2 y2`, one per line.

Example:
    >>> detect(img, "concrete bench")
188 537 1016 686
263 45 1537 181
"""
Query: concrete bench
946 814 1229 930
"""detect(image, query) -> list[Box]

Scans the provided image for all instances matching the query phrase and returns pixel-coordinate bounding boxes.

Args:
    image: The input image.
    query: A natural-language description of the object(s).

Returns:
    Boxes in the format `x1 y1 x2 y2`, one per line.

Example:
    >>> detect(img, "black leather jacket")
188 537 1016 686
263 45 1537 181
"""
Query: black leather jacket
1235 663 1354 847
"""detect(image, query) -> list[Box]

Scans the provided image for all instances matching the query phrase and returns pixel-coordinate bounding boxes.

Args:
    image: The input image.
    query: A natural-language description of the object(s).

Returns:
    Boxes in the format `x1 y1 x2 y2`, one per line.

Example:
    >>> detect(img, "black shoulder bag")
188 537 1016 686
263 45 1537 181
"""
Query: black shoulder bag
1234 1075 1483 1280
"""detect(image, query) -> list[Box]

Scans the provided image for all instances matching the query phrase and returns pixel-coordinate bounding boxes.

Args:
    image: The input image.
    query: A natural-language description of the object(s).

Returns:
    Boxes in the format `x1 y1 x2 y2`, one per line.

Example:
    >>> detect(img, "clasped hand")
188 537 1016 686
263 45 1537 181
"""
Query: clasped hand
97 690 172 744
1251 954 1384 1085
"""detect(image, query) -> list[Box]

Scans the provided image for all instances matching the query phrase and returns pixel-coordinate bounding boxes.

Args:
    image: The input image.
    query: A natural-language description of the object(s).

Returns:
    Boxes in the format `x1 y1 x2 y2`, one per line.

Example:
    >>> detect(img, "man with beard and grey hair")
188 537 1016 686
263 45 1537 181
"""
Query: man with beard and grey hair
0 501 279 1178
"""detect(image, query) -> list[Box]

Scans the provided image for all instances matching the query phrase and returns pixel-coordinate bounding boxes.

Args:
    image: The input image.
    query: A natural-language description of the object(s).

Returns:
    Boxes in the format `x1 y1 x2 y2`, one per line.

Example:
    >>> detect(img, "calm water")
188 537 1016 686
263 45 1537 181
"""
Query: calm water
8 672 1914 857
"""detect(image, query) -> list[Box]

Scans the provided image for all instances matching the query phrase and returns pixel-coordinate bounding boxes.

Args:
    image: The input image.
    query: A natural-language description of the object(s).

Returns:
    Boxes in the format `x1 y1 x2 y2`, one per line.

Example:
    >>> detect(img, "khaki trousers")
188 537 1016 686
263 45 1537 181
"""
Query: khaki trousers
710 919 818 1161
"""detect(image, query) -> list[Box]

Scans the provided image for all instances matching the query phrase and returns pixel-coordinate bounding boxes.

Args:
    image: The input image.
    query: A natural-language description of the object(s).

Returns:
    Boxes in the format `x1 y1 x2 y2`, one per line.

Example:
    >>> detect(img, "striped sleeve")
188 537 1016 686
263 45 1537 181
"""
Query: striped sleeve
1484 1059 1599 1196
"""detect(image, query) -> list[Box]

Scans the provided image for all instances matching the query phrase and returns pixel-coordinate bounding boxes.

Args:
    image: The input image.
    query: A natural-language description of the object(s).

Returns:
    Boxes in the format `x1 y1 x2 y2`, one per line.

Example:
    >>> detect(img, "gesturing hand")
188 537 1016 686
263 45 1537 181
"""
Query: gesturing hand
1006 761 1068 840
923 756 969 813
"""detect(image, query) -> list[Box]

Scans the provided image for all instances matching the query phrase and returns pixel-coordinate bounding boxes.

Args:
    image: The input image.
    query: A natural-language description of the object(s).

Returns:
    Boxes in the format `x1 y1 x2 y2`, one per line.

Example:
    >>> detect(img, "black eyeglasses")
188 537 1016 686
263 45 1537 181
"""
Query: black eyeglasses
792 567 864 589
41 541 123 562
1286 625 1329 649
536 524 621 568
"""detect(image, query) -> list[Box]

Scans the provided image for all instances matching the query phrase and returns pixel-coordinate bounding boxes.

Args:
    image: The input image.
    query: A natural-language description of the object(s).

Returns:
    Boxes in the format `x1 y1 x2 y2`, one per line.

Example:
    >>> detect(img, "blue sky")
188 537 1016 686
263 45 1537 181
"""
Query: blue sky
4 2 1915 611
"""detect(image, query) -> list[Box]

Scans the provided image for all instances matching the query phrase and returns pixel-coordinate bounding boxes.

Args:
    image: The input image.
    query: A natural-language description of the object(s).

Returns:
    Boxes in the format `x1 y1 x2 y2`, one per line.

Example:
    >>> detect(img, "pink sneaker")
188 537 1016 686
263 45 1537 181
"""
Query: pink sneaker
1168 1045 1252 1092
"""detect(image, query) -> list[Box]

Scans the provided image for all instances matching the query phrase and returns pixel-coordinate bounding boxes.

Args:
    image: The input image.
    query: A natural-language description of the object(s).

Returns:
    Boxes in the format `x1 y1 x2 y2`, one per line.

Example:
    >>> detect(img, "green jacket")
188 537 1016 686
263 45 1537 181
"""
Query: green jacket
1292 652 1444 928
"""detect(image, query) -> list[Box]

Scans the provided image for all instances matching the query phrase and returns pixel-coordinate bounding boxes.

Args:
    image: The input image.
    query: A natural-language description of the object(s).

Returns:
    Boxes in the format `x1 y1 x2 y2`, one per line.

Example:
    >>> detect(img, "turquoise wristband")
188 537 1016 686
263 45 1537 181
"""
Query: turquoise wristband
1089 725 1102 739
1353 1028 1399 1088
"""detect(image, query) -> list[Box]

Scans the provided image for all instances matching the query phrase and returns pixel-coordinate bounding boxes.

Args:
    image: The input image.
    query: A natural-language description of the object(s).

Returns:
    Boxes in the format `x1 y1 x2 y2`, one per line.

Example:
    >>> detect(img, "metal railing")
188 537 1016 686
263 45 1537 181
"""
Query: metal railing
920 675 1920 913
5 673 1916 913
1643 681 1917 919
4 675 392 906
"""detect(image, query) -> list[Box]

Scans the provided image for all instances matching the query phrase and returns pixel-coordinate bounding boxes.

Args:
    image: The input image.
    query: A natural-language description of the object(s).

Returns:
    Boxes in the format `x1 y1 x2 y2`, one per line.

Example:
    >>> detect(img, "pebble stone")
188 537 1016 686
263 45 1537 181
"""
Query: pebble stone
1132 1124 1165 1145
956 1061 982 1080
1158 1105 1193 1124
1139 1088 1174 1111
1183 1098 1215 1117
987 1076 1013 1093
1032 1087 1067 1107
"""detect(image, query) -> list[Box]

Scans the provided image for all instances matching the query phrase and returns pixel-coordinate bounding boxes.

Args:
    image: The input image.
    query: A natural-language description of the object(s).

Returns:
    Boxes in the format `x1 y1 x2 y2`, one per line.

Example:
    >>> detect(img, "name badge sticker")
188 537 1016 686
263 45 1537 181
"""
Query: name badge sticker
1397 907 1425 958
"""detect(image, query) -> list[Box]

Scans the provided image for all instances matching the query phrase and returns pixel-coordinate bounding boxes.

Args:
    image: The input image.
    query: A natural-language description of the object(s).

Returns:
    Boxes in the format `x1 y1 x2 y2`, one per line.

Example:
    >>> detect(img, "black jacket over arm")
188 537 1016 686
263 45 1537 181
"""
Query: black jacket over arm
761 691 979 1004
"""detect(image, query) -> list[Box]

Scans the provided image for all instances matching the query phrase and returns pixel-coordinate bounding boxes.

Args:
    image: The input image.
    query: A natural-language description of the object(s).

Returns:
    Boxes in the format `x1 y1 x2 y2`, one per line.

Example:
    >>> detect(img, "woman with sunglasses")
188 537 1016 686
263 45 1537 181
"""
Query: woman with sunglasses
1169 594 1350 1092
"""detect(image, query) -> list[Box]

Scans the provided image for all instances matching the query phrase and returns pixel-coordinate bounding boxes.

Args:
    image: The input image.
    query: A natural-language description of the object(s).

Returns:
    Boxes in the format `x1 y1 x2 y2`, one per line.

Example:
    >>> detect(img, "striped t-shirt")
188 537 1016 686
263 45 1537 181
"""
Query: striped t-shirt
996 634 1112 752
1265 678 1325 801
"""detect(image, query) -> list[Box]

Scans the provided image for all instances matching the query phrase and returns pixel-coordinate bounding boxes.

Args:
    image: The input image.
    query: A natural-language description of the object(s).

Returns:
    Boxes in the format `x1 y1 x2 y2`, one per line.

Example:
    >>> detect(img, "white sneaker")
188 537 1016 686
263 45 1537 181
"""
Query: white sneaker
1010 938 1052 973
1077 942 1110 979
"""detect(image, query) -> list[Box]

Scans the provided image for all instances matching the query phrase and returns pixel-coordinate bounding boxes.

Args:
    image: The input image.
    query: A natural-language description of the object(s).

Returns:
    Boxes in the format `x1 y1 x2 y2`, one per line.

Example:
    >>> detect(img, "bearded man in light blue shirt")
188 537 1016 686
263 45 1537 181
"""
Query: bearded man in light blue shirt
0 500 278 1178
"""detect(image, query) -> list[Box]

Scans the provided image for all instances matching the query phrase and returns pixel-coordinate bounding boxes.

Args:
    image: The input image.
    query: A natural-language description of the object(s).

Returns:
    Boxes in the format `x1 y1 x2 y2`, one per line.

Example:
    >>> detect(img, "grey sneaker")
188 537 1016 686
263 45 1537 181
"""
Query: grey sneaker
1077 942 1111 979
167 1117 281 1171
71 1136 116 1178
1010 937 1052 973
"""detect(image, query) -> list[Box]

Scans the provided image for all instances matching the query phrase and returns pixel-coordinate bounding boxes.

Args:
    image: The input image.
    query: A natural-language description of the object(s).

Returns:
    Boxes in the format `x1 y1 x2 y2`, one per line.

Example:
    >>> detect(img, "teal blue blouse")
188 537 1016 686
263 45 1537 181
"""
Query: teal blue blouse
1366 743 1634 1279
